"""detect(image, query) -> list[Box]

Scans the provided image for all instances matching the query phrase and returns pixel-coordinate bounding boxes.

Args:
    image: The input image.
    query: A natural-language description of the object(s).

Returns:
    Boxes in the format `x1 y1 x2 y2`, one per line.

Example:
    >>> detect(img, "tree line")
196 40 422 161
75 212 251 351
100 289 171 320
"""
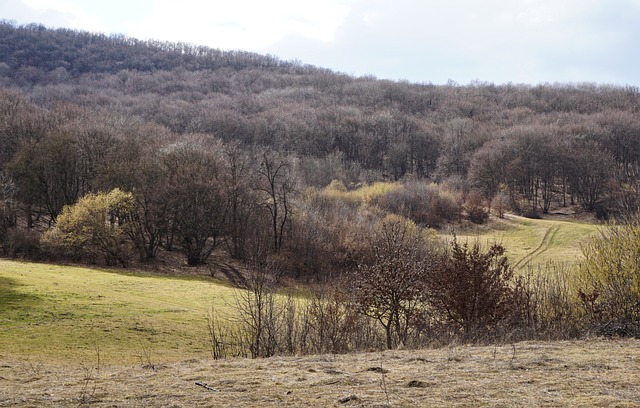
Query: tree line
1 22 640 267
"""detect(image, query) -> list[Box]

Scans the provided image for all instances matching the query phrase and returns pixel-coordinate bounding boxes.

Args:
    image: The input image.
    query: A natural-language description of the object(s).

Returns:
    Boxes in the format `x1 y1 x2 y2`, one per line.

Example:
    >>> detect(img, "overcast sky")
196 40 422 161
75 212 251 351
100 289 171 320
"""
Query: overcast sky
2 0 639 86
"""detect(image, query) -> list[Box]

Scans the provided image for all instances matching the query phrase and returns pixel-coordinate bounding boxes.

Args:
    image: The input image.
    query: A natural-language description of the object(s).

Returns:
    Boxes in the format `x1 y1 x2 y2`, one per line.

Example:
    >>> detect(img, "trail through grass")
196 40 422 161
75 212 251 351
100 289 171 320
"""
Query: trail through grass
452 214 600 271
0 260 237 365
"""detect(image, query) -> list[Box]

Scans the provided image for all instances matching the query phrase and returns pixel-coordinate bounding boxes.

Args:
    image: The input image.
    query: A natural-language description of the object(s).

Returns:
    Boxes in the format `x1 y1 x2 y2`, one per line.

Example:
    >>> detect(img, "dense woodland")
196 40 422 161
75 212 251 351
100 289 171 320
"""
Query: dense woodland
2 21 640 349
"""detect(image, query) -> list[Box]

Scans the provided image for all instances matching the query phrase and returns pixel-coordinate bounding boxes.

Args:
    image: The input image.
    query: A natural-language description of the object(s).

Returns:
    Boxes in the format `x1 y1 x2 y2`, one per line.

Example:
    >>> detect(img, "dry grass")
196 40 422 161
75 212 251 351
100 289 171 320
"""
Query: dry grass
1 338 639 407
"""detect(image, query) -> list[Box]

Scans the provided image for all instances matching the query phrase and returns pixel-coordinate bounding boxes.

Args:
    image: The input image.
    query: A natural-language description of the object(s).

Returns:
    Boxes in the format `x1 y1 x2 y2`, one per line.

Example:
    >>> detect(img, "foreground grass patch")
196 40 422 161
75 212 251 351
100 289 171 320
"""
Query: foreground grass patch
0 260 237 365
1 339 638 407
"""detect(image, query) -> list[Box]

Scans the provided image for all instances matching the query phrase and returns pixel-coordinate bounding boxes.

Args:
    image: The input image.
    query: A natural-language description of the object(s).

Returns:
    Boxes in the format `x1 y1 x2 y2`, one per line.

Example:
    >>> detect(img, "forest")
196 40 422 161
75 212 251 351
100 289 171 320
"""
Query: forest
2 21 640 350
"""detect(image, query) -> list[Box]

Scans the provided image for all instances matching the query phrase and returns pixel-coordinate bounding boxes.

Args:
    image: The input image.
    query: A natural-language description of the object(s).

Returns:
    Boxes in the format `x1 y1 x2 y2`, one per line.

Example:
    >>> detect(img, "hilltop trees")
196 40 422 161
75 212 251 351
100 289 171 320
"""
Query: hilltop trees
2 21 640 274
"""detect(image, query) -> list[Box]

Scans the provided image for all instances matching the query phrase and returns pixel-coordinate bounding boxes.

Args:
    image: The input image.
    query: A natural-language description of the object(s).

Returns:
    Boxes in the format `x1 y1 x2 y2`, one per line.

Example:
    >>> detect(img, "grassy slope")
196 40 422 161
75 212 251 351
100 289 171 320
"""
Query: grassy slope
452 214 601 272
0 260 238 365
3 217 638 406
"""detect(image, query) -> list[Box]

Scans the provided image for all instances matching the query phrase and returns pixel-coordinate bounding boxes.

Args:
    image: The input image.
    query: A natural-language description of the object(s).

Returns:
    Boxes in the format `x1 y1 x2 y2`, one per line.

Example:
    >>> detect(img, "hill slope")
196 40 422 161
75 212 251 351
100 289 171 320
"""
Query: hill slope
454 214 600 271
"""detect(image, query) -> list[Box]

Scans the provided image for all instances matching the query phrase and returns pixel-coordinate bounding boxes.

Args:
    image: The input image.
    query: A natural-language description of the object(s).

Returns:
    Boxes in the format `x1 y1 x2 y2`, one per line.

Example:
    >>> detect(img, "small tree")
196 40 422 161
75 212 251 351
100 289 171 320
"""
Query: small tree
491 190 510 219
159 140 228 265
233 261 282 358
43 188 135 267
256 150 295 253
351 215 435 349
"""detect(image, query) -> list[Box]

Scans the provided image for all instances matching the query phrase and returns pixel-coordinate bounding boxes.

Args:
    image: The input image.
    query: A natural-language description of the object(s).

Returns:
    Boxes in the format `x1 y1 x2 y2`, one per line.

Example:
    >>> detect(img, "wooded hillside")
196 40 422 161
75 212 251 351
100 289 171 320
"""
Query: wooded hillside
1 20 639 272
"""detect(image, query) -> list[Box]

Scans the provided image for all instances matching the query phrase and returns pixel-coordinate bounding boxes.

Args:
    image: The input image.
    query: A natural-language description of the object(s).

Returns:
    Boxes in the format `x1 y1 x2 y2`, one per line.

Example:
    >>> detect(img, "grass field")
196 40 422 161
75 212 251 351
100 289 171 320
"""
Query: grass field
0 215 600 366
0 259 237 365
452 214 601 272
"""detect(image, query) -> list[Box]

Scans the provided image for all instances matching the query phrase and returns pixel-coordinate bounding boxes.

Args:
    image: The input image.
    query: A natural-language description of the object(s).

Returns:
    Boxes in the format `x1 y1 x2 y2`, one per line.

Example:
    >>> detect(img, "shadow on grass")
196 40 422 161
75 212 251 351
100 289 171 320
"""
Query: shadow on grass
0 276 39 313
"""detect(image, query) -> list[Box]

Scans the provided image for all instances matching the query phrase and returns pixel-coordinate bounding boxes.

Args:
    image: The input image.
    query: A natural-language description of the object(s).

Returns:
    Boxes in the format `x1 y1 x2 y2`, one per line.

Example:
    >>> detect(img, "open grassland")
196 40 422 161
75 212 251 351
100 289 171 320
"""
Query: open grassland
0 259 238 365
1 339 639 407
453 214 601 272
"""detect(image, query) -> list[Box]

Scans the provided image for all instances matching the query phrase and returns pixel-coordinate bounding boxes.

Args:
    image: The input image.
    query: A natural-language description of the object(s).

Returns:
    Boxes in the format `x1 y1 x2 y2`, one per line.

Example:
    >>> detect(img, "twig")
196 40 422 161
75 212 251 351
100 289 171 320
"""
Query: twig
380 353 390 407
195 381 220 392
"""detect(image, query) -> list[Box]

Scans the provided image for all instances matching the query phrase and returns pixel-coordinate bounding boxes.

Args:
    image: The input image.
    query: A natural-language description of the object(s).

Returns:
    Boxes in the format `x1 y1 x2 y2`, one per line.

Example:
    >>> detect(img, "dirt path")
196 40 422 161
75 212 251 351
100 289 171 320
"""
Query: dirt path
514 224 560 269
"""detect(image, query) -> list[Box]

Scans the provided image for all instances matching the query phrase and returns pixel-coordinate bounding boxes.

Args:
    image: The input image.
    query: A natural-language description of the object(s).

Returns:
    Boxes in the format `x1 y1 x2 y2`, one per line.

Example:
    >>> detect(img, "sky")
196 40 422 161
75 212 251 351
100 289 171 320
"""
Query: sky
2 0 640 86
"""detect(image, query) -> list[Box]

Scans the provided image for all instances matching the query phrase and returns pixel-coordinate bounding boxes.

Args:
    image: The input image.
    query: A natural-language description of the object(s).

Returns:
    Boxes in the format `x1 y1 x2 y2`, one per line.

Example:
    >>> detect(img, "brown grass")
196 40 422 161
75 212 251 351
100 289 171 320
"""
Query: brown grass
1 338 639 407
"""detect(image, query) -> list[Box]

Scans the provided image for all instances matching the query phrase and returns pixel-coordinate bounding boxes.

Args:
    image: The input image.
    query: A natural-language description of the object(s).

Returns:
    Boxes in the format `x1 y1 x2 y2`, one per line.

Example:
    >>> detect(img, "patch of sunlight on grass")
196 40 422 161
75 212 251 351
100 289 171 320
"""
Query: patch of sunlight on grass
0 259 238 365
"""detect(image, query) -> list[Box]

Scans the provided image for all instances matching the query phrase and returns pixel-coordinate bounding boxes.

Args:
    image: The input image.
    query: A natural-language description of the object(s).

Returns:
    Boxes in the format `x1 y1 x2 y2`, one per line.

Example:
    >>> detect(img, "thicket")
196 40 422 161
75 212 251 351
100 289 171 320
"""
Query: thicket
205 219 640 359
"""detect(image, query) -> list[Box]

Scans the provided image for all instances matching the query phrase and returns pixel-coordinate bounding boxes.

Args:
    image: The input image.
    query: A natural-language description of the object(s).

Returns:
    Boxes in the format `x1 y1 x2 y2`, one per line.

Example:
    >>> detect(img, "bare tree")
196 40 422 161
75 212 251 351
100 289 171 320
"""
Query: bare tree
220 142 260 260
255 150 295 253
233 261 282 358
160 138 228 265
351 216 435 349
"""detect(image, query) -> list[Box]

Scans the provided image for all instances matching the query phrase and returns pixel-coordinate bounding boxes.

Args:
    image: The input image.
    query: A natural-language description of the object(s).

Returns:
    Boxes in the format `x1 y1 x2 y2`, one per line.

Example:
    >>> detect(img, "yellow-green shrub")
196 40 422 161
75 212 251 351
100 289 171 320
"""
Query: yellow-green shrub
42 188 136 266
578 218 640 321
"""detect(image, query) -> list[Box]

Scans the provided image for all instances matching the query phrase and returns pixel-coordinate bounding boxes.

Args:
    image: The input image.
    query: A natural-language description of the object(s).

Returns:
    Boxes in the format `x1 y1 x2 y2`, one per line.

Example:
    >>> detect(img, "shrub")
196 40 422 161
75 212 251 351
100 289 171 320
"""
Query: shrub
1 227 42 259
577 217 640 323
427 237 528 340
376 181 462 228
521 262 584 339
42 189 135 267
465 191 489 224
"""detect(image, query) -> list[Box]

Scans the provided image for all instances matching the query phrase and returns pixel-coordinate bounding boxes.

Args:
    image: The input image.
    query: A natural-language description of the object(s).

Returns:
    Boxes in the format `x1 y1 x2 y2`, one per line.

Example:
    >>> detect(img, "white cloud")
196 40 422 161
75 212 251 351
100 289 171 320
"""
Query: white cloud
268 0 640 85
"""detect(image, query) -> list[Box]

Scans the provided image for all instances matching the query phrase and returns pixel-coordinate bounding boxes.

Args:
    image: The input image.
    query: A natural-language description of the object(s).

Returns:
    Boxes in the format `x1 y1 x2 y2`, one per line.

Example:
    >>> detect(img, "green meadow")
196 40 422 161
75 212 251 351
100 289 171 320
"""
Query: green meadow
451 214 600 271
0 260 237 365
